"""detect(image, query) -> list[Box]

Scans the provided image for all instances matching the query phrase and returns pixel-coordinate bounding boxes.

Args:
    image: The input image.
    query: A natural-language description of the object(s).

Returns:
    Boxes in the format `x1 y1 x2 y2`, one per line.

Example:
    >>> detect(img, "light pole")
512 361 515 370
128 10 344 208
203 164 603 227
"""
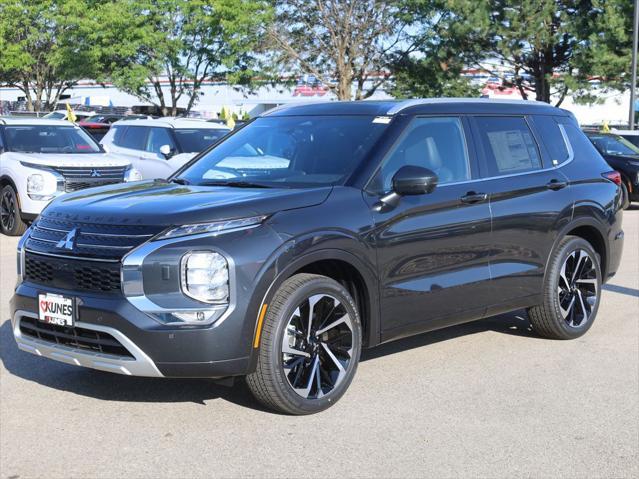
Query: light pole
631 0 639 129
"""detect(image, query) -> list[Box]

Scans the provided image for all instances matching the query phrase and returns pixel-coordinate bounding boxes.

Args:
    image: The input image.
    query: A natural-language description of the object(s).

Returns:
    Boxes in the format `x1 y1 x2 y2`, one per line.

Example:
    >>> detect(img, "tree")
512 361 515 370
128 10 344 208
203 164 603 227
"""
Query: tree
267 0 418 100
0 0 101 111
107 0 270 116
436 0 633 105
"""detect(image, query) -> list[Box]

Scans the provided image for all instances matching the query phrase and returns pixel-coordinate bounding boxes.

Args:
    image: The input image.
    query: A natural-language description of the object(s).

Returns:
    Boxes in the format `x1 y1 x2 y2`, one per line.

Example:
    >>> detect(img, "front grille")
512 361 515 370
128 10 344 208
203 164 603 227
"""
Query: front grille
24 252 122 293
19 316 134 358
25 215 163 261
64 178 121 192
50 166 127 193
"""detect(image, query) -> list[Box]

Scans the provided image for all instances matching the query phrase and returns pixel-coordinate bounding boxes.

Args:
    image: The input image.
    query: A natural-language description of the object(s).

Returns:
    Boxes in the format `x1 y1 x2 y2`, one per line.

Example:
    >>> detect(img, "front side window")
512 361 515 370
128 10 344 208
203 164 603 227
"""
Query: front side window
370 116 470 193
174 128 228 153
3 125 101 154
179 116 388 187
474 117 542 176
146 127 176 155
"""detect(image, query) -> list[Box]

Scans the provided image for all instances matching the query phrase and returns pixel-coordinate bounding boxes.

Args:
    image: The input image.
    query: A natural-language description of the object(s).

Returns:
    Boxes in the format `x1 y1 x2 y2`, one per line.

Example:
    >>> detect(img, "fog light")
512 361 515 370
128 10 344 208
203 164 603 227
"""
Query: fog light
180 251 229 303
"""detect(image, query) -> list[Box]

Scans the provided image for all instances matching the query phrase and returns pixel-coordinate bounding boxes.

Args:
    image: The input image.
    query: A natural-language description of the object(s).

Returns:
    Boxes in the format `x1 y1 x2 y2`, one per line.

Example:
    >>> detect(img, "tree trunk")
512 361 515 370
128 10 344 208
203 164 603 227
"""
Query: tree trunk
337 73 352 100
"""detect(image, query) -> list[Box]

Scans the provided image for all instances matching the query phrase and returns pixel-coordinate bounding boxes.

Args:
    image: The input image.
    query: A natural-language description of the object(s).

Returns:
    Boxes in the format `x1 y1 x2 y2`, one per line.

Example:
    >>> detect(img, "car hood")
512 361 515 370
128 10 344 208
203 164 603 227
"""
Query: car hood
43 180 332 226
4 151 130 168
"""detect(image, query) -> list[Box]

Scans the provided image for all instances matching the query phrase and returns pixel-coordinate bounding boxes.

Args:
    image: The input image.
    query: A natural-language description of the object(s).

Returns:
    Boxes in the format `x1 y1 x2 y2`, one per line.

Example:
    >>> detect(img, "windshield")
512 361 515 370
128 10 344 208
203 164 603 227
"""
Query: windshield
4 125 102 154
589 134 639 156
174 128 229 153
42 112 65 119
178 116 388 187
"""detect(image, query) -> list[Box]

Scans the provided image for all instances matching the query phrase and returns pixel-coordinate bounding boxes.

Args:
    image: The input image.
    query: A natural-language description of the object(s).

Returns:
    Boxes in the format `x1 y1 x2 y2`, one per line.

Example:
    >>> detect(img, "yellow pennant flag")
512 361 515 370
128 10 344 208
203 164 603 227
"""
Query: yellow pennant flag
66 103 77 123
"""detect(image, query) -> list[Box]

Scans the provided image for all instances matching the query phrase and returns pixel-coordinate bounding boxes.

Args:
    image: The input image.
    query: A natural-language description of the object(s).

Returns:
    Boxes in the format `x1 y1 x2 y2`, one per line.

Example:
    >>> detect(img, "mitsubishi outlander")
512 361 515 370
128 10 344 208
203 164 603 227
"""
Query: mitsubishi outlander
11 100 624 414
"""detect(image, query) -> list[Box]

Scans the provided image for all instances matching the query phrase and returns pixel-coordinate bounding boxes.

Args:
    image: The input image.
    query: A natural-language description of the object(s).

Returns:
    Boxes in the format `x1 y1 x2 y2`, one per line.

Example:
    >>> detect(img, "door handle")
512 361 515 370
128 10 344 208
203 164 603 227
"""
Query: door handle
460 192 488 204
546 179 568 190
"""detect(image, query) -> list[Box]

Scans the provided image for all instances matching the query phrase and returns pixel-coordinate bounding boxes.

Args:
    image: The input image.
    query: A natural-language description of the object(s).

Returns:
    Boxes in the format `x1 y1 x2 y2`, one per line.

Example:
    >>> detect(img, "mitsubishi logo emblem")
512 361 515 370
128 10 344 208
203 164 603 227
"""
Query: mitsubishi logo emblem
56 228 78 251
90 169 101 177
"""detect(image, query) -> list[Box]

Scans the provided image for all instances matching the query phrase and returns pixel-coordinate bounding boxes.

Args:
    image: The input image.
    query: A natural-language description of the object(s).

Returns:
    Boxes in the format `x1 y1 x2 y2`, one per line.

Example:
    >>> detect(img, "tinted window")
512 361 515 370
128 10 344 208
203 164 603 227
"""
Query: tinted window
119 126 147 150
174 128 229 153
531 116 569 165
371 117 470 193
588 134 639 156
180 116 388 187
146 127 176 155
475 117 541 176
4 125 101 153
112 125 127 145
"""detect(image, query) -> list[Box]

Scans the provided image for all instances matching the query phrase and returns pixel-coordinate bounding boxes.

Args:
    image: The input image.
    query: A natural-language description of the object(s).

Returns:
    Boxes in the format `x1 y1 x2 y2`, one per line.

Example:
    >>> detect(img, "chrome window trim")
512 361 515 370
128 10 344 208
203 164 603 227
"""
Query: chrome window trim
12 310 163 377
365 115 472 194
368 120 576 191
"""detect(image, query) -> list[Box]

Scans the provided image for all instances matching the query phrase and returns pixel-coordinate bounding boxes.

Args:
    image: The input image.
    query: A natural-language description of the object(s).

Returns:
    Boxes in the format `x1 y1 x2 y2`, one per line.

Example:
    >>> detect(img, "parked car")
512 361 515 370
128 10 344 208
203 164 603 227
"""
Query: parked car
78 114 124 141
586 132 639 207
611 128 639 148
11 100 624 415
43 110 96 122
100 117 231 179
0 118 141 236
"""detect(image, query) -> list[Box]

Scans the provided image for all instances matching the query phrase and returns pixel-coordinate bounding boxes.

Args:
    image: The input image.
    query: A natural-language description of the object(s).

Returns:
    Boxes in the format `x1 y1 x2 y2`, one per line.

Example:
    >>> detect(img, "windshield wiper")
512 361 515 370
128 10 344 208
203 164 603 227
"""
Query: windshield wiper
198 180 272 188
169 178 190 185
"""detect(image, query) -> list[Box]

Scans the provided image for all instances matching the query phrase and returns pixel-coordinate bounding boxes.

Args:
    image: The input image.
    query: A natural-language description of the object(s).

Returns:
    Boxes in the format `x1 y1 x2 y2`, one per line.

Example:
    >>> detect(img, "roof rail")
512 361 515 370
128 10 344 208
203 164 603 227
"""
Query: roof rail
385 97 547 115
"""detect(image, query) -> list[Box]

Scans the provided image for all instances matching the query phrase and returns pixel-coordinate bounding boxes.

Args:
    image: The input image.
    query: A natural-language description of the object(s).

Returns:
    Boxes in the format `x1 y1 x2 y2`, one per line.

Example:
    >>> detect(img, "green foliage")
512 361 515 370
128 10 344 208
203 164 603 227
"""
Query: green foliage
107 0 271 115
0 0 104 110
389 56 480 99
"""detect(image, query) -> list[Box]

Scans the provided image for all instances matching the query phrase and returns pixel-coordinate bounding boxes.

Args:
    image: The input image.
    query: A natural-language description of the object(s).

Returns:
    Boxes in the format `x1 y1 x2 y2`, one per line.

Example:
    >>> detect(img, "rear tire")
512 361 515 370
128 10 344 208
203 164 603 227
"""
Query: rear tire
620 182 630 209
528 236 601 339
246 273 362 415
0 185 27 236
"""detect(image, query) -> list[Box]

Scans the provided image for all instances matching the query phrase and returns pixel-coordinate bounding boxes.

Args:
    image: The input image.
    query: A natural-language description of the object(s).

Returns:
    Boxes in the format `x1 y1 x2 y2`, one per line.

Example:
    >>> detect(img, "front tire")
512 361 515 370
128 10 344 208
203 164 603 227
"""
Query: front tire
246 273 362 415
528 236 602 339
0 185 27 236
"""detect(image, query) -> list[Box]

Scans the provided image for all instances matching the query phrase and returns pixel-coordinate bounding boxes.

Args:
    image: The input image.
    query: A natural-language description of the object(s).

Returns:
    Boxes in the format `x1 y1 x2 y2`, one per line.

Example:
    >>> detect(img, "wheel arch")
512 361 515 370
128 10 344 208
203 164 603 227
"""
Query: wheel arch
247 246 380 371
545 217 609 281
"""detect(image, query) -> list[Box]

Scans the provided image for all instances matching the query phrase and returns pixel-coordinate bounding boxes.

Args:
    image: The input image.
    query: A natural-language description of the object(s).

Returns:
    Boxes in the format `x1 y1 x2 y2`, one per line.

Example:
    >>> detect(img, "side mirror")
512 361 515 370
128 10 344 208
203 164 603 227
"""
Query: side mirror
392 165 438 196
159 144 174 158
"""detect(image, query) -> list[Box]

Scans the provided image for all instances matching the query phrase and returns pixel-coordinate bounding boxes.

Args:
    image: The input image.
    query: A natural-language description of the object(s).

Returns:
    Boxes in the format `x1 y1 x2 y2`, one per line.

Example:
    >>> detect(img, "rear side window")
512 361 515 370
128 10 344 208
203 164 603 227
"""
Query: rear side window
530 116 569 165
119 126 147 150
474 117 542 176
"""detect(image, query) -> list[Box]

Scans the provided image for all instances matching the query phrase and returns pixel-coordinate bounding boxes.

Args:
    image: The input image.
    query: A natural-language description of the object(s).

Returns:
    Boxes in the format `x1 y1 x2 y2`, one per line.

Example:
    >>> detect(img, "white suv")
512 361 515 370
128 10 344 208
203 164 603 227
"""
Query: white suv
100 117 231 179
0 118 141 236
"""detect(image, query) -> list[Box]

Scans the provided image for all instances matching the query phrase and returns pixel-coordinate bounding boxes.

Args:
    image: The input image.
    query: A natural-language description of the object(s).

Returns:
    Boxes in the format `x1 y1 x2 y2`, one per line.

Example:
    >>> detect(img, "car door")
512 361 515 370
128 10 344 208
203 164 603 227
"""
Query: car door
137 127 178 179
469 115 574 314
365 116 493 341
107 125 148 164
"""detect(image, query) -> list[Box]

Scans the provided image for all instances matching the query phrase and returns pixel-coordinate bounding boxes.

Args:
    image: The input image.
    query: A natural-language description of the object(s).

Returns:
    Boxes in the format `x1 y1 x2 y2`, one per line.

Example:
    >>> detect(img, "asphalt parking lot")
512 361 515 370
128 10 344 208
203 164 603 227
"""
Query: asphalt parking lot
0 210 637 479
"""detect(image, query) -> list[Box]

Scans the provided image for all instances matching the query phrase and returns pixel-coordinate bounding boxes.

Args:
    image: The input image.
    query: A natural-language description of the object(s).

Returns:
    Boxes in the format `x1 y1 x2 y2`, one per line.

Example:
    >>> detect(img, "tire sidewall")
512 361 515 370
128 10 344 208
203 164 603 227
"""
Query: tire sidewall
548 238 602 338
1 185 21 236
266 277 362 414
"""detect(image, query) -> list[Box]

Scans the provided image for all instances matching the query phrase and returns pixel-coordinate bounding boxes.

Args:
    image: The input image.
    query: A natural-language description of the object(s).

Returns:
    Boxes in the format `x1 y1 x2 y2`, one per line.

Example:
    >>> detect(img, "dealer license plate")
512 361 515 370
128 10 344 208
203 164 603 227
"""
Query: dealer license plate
38 293 74 327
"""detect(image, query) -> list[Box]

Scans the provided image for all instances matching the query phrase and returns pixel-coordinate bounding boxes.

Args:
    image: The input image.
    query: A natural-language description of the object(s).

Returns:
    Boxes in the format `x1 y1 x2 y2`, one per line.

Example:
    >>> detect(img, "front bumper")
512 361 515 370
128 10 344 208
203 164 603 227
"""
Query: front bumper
12 309 163 377
11 283 253 378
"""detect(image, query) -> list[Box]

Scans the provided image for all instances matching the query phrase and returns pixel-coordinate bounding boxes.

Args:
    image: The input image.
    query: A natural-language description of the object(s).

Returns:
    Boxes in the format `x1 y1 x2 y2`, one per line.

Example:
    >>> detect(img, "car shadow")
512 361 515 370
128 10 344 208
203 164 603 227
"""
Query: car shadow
0 310 537 409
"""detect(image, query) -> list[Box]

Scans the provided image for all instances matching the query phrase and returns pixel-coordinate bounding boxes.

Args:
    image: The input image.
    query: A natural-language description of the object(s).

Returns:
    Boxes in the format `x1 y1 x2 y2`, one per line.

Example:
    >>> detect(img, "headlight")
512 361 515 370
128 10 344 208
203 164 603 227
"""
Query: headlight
180 251 229 303
124 167 143 182
27 172 59 200
27 174 44 192
157 215 267 240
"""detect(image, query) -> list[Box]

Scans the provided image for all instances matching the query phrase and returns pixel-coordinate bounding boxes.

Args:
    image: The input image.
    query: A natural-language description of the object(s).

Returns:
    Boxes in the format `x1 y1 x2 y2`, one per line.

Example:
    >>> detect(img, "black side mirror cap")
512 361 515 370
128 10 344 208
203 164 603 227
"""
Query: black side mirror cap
392 165 438 196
